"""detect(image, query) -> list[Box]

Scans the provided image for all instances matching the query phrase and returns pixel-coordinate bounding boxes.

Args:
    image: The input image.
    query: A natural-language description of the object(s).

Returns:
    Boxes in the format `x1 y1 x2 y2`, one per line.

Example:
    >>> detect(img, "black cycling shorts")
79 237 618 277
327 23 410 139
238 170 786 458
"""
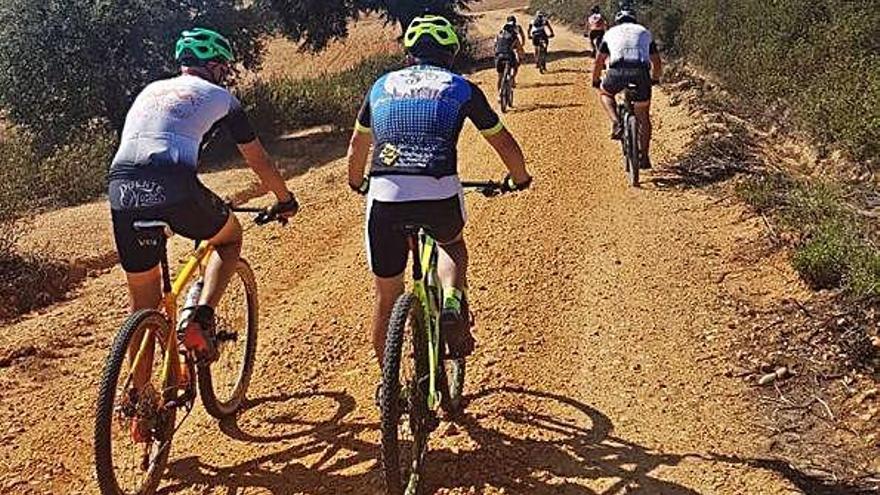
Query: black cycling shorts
366 195 465 278
531 33 549 47
589 30 605 43
495 53 519 73
109 168 229 273
601 67 652 103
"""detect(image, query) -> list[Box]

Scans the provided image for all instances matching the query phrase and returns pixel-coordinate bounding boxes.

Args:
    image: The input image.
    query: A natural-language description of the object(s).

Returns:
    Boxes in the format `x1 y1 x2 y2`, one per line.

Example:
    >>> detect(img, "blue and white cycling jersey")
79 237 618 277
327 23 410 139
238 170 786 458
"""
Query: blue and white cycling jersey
356 64 503 202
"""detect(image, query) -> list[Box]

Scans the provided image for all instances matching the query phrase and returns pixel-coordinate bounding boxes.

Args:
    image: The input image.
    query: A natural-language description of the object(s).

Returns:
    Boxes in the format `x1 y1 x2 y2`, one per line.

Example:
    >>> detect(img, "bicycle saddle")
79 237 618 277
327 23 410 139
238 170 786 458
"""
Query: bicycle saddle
133 220 174 239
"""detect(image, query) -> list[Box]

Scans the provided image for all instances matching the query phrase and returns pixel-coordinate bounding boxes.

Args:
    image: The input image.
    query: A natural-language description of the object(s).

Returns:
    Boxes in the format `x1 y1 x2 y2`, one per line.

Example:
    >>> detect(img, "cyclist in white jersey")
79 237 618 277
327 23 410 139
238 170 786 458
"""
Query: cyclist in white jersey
591 10 662 169
109 28 298 362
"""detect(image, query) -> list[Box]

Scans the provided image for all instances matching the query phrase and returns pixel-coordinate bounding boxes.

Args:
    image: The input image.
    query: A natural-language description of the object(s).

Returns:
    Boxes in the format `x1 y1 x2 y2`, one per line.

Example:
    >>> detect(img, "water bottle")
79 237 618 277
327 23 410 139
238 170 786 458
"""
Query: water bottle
177 279 204 333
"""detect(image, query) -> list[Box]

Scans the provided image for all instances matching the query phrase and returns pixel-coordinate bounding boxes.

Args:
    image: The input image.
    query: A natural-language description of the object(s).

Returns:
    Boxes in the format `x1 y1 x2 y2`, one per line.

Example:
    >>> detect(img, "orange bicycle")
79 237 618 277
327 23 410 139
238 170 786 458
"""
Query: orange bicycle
94 205 285 495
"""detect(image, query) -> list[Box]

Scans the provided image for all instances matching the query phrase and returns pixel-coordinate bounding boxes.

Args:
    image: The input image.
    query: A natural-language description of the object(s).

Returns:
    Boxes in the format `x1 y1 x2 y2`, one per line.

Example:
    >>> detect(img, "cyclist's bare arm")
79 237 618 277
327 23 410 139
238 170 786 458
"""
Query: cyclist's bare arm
547 24 556 37
485 129 530 185
650 52 663 82
514 38 526 59
238 139 294 201
347 126 372 188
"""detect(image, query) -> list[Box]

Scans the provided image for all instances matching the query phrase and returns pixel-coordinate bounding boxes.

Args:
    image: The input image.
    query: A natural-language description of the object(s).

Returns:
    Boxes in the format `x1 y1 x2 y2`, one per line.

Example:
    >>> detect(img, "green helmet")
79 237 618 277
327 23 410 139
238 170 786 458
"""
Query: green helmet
403 15 461 55
175 28 234 64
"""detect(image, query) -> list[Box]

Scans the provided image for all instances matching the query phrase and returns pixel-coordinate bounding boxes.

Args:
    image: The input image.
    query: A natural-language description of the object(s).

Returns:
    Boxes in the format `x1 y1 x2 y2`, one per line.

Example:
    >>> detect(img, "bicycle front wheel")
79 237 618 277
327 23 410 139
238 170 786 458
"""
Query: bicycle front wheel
95 310 177 495
380 292 430 495
198 259 258 419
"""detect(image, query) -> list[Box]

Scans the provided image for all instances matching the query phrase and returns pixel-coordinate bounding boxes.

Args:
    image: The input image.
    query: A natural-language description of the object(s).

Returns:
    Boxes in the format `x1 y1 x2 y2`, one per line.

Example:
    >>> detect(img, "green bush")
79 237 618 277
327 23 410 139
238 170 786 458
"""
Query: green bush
792 222 853 290
242 53 404 136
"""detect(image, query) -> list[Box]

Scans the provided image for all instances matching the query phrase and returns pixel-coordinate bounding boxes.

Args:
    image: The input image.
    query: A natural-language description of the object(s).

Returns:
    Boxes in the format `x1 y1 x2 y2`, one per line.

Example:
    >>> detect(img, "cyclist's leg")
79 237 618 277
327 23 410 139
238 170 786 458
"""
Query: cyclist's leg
366 199 409 366
437 234 467 297
495 56 504 92
167 177 236 360
633 74 653 167
599 70 624 137
199 215 243 308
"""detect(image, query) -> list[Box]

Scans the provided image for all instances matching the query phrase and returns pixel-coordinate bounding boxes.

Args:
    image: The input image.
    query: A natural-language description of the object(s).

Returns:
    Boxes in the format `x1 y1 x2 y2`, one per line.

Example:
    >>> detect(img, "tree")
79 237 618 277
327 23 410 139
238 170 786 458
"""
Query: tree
262 0 472 51
0 0 268 151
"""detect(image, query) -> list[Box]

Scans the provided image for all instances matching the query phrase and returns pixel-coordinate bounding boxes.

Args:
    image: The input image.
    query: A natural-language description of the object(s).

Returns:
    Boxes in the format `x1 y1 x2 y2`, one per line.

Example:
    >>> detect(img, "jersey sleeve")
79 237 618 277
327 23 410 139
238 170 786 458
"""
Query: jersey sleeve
218 96 257 144
355 92 372 134
464 81 504 137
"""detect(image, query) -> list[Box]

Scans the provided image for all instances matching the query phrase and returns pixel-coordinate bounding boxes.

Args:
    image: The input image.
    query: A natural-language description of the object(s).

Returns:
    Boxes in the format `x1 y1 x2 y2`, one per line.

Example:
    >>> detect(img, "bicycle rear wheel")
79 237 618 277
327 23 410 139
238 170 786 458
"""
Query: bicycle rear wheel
198 259 259 419
626 114 640 187
500 68 510 114
95 310 177 495
380 292 430 495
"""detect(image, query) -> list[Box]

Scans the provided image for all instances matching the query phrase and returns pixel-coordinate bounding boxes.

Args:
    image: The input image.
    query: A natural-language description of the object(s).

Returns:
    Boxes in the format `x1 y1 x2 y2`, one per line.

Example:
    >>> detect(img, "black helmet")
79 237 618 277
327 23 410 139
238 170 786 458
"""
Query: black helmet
507 15 517 24
615 9 636 23
503 22 516 33
591 5 602 14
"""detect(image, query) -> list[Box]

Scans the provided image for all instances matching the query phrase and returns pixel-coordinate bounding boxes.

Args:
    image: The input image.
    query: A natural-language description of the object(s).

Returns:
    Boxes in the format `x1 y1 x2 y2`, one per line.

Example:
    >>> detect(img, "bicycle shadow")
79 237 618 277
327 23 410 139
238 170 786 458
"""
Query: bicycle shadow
157 386 867 494
423 386 700 494
158 390 385 494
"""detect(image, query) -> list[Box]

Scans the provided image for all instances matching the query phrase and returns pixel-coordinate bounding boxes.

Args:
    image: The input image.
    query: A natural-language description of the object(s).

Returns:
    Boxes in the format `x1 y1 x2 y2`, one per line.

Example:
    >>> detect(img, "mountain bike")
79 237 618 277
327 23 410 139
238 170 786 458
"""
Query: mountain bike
379 180 510 495
498 59 514 113
617 83 641 187
94 205 287 495
532 34 553 73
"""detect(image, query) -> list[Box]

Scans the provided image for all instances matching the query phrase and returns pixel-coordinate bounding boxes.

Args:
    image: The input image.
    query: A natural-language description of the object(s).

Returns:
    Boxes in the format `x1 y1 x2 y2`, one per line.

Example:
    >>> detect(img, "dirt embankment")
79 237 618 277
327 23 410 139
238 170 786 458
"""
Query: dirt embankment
2 6 872 495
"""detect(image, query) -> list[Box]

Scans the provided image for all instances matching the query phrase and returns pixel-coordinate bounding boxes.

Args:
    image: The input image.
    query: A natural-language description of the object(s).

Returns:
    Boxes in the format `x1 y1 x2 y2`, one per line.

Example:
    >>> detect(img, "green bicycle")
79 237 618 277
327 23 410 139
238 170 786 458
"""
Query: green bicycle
378 180 511 495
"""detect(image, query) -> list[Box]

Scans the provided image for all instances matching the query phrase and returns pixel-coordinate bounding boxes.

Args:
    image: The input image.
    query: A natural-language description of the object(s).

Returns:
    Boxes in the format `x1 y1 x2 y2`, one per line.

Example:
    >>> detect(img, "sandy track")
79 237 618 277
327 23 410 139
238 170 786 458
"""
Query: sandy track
0 9 805 494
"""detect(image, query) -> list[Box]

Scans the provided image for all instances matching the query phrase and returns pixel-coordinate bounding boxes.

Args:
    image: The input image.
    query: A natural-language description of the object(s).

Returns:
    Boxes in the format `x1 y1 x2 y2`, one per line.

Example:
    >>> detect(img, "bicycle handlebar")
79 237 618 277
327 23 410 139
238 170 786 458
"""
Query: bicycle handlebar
230 205 289 226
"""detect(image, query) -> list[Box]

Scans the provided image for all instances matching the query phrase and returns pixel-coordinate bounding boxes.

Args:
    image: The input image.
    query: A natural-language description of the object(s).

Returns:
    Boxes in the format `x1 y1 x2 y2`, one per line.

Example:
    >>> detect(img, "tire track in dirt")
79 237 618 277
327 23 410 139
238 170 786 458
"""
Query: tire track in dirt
1 9 803 494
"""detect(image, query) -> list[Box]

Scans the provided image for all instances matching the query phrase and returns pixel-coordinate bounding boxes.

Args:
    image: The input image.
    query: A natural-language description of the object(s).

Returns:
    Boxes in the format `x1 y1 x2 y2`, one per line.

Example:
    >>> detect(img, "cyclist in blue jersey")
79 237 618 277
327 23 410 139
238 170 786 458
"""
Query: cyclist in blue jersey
347 15 532 369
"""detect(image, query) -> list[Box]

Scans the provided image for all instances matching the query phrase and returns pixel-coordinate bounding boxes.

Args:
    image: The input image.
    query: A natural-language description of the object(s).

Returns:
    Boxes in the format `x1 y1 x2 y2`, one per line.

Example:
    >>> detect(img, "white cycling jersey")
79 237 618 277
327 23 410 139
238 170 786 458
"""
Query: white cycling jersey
112 74 253 170
601 23 655 67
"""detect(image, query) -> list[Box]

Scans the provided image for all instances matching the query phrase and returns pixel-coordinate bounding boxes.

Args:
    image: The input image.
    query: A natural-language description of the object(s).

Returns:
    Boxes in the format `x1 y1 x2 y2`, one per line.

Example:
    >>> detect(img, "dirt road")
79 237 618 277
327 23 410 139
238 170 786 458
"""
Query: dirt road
0 9 807 494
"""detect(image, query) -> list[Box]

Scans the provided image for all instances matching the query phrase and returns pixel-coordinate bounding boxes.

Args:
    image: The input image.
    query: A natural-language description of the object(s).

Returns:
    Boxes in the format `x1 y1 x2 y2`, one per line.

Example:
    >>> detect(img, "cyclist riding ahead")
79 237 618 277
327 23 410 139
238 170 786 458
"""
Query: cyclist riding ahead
586 5 608 56
528 11 555 57
495 19 526 94
108 28 298 363
591 10 662 169
346 15 532 373
506 14 527 47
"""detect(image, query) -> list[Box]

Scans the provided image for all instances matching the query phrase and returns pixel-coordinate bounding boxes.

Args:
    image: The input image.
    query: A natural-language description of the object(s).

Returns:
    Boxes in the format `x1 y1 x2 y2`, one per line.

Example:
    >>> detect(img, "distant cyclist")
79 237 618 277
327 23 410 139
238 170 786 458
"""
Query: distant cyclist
109 28 298 362
506 15 527 47
591 10 662 169
346 15 532 370
586 5 608 56
528 10 556 54
495 20 526 93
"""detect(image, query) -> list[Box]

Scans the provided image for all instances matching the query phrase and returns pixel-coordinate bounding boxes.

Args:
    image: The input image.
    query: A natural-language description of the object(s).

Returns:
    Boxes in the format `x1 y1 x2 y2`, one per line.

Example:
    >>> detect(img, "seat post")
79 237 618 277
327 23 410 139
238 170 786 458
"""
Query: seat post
160 241 172 295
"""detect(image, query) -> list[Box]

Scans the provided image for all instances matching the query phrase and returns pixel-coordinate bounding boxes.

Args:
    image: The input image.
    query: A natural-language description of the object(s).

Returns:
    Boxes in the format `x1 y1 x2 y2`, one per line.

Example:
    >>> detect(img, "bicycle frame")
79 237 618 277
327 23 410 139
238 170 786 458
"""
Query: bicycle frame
127 240 215 402
405 230 445 411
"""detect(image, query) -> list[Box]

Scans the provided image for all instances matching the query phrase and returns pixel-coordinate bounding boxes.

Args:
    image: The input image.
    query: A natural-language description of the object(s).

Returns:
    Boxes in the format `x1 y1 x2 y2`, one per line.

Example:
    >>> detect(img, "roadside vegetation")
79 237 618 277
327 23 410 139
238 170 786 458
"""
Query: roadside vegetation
533 0 879 301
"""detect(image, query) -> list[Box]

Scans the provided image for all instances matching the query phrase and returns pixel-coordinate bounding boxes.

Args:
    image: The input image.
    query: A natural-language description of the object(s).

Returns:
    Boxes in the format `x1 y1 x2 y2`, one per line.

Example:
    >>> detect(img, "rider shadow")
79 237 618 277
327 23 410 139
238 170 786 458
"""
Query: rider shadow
423 386 701 494
159 390 385 494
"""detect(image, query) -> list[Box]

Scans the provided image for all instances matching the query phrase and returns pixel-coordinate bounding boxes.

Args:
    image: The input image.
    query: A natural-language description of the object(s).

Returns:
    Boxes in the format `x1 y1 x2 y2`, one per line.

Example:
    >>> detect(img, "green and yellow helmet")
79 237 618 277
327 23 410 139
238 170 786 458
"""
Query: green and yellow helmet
403 15 461 55
175 28 234 65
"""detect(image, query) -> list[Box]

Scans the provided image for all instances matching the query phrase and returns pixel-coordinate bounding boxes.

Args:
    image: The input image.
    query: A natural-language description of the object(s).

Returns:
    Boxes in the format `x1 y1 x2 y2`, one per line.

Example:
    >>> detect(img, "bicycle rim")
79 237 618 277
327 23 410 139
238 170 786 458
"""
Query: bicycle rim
380 293 430 495
95 310 177 495
198 260 258 419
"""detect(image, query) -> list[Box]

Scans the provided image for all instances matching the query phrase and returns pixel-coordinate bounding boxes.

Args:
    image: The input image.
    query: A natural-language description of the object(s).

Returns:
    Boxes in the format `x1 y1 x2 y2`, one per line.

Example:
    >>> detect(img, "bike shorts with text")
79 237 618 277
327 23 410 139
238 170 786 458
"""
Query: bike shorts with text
366 195 465 278
109 165 230 273
601 66 652 103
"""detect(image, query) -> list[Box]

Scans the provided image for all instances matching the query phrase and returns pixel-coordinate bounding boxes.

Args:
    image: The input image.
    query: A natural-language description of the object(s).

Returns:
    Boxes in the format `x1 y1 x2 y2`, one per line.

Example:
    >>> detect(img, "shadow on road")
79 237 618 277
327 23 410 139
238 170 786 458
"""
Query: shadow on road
518 81 574 89
160 386 864 494
508 102 584 114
